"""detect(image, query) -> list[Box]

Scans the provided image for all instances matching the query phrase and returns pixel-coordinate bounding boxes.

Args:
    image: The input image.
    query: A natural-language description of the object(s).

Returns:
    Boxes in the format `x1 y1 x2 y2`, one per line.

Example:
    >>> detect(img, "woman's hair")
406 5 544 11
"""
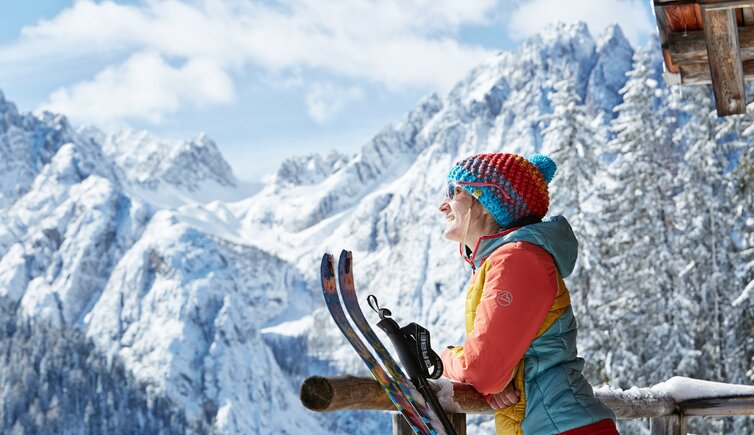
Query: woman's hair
460 195 497 250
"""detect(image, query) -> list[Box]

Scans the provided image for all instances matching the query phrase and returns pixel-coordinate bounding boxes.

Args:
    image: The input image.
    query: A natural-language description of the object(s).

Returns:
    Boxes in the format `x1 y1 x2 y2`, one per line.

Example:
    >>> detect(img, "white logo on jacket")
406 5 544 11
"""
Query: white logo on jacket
496 291 513 307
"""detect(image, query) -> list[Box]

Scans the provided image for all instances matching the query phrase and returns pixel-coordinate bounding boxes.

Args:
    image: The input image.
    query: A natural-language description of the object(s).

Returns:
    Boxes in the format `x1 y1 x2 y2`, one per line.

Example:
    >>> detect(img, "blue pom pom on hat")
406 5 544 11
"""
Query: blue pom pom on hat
527 154 557 184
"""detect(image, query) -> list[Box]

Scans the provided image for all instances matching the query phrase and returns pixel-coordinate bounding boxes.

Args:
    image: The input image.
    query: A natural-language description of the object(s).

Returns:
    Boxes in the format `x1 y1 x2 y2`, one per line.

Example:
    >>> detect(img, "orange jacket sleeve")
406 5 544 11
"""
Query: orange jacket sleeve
441 242 559 395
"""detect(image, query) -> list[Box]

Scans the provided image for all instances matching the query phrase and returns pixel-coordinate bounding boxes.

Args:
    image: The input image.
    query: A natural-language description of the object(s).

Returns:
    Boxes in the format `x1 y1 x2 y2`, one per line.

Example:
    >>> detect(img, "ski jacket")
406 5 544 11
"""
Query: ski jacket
441 216 615 434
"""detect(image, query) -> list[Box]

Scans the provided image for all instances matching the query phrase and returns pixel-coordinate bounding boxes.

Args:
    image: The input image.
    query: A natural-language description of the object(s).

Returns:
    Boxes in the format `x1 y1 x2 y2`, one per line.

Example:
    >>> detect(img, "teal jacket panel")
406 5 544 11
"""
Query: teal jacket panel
523 307 615 434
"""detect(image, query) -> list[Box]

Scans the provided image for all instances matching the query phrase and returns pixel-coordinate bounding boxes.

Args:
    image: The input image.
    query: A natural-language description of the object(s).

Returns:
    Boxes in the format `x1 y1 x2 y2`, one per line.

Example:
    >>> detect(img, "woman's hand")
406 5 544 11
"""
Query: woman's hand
484 383 520 409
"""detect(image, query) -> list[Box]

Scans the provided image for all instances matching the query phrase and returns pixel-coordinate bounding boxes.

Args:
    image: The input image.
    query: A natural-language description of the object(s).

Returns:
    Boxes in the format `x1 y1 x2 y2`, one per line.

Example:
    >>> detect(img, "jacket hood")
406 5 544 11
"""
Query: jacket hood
467 216 579 278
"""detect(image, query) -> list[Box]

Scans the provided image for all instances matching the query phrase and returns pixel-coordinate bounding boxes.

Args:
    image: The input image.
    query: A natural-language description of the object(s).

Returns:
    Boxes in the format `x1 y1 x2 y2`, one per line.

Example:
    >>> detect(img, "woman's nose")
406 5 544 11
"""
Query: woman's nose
438 200 449 213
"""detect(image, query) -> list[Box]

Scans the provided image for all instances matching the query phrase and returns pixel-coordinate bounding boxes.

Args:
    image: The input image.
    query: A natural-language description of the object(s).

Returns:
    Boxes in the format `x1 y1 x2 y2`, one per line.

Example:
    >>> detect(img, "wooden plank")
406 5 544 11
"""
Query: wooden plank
670 31 708 64
701 6 746 114
695 4 705 27
664 5 703 31
656 6 681 73
664 47 682 73
657 5 681 73
679 58 754 83
669 26 754 64
655 4 672 46
681 395 754 416
743 7 754 24
699 0 754 11
393 413 466 435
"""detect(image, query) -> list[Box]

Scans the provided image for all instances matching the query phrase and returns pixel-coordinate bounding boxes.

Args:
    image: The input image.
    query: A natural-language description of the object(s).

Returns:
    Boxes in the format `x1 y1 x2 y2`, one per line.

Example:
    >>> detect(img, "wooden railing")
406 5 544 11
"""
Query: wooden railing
300 375 754 434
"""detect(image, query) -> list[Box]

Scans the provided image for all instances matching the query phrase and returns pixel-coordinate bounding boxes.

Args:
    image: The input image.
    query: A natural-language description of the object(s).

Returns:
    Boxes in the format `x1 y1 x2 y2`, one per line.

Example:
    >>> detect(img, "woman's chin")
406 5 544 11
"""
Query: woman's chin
443 227 460 242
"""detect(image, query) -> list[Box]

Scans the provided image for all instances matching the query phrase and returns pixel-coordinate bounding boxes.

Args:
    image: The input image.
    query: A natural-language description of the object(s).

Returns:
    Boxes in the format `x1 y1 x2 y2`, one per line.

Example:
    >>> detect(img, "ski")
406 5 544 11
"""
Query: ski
320 253 434 435
336 250 457 435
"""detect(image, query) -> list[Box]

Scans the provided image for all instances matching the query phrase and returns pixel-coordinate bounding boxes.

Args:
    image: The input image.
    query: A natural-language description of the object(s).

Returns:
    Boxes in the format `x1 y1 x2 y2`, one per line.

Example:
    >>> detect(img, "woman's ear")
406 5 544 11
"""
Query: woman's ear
472 199 489 216
475 201 499 230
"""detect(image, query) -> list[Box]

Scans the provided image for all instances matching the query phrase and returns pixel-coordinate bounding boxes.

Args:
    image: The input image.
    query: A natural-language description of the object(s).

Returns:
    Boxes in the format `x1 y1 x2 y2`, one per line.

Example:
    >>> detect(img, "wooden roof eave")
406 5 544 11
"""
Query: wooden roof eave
653 0 754 115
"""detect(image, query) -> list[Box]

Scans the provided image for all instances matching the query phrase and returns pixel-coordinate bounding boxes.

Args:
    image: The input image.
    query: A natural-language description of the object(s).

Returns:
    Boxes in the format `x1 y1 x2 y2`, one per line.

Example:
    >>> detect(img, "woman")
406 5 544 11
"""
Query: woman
439 153 618 435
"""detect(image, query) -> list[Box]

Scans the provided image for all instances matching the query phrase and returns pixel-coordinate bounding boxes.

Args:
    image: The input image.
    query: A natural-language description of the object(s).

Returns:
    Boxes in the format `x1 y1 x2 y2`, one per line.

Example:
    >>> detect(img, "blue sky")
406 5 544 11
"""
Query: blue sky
0 0 655 182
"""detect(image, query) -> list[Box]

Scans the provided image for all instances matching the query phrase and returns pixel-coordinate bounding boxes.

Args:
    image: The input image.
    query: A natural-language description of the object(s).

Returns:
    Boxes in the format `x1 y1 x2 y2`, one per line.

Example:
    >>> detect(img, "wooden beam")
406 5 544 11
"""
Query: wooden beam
656 4 682 73
681 395 754 416
299 375 679 419
701 6 746 115
300 375 388 412
699 0 754 10
598 388 678 419
655 4 671 46
679 58 754 83
300 375 497 414
669 26 754 64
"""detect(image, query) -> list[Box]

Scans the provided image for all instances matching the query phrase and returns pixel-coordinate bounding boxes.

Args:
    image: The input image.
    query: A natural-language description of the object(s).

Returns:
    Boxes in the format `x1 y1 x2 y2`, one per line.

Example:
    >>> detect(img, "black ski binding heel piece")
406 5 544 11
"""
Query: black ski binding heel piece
368 295 457 435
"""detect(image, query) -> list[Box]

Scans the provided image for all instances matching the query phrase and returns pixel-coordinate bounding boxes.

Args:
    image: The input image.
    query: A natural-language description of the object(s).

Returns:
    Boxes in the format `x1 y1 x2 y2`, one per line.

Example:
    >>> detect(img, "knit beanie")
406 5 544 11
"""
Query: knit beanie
447 153 557 229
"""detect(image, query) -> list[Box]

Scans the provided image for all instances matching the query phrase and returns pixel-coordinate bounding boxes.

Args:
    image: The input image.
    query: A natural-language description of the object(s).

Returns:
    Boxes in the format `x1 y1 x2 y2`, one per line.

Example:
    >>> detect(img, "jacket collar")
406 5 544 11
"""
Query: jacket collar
459 226 520 271
458 216 579 277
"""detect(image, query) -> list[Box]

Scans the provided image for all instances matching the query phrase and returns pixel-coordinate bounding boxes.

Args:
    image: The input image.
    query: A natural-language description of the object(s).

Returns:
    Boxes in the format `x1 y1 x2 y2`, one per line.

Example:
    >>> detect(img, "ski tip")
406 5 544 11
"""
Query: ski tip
338 250 352 274
321 253 334 279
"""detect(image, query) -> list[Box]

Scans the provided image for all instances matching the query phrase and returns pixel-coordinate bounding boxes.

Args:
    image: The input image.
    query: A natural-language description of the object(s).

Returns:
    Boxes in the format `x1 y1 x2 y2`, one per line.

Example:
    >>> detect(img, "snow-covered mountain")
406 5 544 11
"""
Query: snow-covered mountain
1 21 752 435
0 90 309 433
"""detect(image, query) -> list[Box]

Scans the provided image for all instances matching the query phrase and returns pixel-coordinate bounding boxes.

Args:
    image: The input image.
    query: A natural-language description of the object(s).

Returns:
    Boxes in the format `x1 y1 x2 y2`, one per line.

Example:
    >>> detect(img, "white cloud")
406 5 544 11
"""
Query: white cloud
507 0 653 47
42 51 234 127
305 83 364 124
1 0 500 126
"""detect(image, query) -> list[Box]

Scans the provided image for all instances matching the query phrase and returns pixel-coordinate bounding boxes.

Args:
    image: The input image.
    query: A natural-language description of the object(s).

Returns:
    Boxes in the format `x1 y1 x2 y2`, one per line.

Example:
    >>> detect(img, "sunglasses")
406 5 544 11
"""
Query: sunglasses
446 180 511 201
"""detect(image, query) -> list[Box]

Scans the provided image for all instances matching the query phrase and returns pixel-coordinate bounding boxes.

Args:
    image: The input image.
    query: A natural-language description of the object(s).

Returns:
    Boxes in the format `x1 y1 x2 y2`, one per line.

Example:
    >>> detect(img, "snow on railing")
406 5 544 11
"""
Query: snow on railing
300 375 754 434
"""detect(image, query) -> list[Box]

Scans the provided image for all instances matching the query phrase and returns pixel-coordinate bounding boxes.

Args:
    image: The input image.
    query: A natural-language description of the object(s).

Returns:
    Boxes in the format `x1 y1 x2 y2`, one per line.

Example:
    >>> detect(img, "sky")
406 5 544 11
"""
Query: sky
0 0 656 183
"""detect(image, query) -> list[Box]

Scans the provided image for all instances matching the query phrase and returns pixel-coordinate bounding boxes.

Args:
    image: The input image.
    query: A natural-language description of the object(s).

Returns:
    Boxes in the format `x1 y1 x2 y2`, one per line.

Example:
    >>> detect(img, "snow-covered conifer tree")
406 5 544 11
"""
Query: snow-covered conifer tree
540 73 607 358
726 143 754 433
543 73 605 221
673 86 737 376
594 43 688 388
670 84 754 433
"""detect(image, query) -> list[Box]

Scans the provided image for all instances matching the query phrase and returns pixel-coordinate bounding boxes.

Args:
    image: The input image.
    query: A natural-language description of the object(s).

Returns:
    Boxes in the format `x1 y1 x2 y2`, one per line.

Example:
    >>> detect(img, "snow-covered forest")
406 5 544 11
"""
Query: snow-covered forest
0 22 752 434
541 40 754 435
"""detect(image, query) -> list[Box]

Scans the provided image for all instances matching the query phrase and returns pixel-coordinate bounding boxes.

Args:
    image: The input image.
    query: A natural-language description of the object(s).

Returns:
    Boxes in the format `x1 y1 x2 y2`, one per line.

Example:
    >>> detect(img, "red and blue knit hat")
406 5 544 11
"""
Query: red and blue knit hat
447 153 556 229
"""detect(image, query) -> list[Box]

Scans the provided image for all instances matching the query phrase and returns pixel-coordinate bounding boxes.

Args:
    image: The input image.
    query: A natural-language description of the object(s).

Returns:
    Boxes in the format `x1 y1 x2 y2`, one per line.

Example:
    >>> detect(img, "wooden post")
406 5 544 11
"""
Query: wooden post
393 413 466 435
701 5 746 115
649 414 687 435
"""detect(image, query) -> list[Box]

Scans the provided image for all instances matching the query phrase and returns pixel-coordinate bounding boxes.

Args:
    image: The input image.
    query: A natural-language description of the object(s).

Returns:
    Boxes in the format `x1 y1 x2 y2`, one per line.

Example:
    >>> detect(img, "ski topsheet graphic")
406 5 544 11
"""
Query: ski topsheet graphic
336 250 456 435
320 253 434 434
